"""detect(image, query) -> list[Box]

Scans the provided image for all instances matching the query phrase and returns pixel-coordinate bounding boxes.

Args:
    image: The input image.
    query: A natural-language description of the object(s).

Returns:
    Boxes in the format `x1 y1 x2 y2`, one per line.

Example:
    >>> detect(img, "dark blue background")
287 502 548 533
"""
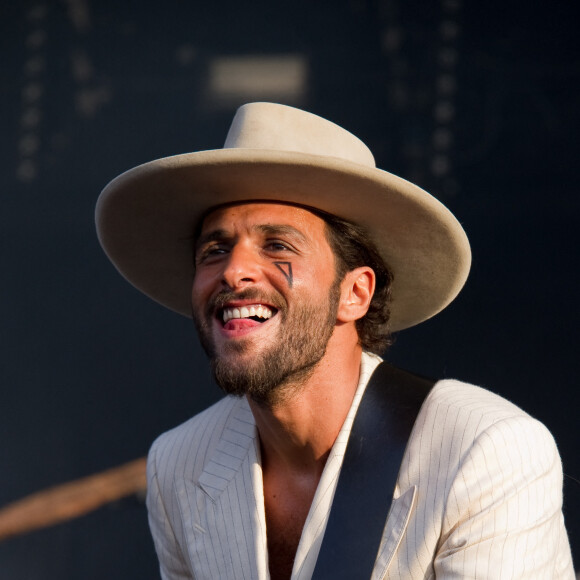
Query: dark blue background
1 1 578 577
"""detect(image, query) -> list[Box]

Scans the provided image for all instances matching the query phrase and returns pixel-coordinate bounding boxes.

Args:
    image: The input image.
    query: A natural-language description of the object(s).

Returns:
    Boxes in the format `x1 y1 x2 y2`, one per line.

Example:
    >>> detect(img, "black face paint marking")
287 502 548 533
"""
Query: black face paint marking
274 262 293 288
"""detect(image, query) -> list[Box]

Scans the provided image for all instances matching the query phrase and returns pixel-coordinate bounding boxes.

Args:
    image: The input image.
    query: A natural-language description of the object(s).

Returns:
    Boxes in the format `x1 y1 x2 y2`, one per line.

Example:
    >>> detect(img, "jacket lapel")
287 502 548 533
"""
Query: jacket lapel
170 394 417 580
175 399 269 580
371 485 417 580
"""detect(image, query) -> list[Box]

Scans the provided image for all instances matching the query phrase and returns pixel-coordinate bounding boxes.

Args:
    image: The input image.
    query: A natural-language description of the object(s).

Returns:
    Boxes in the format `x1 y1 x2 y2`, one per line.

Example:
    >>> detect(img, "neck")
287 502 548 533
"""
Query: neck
247 339 363 476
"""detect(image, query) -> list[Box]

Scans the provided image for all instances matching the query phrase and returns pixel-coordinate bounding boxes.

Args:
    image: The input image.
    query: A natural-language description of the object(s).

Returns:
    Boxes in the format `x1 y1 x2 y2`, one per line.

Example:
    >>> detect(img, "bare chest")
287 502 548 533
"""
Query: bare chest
263 475 318 580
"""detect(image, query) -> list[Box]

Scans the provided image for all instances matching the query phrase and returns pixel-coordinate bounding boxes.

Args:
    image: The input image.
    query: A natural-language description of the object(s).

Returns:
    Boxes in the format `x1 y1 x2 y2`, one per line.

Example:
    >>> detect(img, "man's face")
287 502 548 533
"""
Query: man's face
191 202 341 404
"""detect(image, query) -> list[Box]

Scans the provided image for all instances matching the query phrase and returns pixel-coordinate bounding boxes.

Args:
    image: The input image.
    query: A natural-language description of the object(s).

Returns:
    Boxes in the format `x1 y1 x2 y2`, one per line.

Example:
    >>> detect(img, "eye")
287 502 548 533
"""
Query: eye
264 239 295 253
196 244 229 264
208 245 228 254
266 242 289 251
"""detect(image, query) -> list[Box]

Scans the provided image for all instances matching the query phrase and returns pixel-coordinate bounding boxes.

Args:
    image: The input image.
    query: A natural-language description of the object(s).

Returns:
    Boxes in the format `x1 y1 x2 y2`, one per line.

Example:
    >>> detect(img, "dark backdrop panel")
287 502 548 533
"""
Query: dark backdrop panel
1 1 578 577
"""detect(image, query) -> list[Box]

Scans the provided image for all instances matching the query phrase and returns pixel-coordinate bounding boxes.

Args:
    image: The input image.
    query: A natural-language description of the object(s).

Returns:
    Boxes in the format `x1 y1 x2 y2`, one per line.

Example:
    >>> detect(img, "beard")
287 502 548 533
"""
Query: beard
192 281 341 406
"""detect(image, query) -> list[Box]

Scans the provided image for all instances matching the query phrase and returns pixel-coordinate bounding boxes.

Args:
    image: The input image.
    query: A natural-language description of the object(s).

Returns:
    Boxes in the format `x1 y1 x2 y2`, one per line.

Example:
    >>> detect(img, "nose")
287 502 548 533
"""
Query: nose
221 243 260 290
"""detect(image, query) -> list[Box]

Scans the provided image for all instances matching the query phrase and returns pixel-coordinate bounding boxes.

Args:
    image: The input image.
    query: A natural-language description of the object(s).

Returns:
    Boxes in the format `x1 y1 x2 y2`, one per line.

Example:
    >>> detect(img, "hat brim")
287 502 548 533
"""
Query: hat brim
96 148 471 332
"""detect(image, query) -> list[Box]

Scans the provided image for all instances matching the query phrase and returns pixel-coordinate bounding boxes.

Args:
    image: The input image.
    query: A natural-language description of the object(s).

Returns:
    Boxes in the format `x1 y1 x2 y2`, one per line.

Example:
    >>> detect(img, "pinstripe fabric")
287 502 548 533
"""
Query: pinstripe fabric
146 353 574 579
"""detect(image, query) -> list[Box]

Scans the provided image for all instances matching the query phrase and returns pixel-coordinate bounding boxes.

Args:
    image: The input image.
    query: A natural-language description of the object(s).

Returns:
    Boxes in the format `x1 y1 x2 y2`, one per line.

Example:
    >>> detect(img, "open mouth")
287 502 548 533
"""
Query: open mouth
221 303 277 326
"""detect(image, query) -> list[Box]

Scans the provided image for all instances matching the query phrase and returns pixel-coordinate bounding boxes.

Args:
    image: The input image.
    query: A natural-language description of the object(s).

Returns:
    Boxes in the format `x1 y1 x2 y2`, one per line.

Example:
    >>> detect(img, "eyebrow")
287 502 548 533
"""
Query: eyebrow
195 223 309 251
257 224 308 243
195 229 229 252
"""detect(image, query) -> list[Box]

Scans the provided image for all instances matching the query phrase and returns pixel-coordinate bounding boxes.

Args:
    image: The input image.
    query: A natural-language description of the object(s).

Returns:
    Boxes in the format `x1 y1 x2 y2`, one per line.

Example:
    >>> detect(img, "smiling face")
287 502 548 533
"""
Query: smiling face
191 202 342 404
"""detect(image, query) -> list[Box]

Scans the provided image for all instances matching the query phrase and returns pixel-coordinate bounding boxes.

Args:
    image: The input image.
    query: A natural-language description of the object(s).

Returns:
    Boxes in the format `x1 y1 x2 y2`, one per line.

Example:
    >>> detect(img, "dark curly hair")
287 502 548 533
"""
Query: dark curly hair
319 211 394 355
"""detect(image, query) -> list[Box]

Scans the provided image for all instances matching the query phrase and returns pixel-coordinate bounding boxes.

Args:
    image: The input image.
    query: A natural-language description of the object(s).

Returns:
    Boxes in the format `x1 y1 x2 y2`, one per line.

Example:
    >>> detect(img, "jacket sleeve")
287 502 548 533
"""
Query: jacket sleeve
433 415 574 578
146 442 194 580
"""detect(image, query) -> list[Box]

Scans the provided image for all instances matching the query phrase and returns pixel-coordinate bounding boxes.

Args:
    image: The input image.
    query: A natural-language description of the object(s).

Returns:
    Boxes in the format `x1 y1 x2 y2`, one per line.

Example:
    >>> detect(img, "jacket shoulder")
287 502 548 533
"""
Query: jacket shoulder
424 378 534 427
147 395 251 484
403 378 560 489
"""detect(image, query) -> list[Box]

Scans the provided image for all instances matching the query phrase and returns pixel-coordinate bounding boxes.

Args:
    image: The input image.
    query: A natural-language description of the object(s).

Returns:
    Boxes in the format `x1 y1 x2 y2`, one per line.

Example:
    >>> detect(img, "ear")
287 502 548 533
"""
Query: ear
336 267 375 323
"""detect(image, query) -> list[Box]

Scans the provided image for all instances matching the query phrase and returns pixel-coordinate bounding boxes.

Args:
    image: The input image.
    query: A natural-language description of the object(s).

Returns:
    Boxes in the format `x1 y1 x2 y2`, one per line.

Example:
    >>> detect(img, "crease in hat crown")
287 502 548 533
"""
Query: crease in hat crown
223 102 376 167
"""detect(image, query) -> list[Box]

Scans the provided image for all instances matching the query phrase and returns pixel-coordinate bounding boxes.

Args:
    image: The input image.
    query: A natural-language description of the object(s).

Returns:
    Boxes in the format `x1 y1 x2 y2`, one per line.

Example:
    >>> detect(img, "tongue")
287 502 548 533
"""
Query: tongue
224 318 262 331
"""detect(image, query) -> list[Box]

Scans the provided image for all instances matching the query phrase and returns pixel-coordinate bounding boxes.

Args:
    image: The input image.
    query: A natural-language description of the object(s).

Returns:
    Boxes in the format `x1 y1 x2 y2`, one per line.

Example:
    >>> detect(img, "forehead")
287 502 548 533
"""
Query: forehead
198 202 328 238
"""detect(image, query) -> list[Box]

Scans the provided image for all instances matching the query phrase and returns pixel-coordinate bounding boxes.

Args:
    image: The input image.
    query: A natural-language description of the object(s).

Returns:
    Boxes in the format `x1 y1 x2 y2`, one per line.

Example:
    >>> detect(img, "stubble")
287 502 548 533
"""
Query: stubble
193 282 341 406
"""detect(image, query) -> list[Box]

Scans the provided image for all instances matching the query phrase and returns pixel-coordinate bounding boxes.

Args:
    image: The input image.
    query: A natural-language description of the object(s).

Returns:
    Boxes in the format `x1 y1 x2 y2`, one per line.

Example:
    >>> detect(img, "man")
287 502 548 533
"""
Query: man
96 103 574 579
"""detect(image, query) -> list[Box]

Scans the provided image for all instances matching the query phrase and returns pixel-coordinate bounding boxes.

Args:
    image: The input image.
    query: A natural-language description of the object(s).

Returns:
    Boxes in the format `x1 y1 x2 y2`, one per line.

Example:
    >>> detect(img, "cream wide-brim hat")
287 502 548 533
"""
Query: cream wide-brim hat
96 102 471 332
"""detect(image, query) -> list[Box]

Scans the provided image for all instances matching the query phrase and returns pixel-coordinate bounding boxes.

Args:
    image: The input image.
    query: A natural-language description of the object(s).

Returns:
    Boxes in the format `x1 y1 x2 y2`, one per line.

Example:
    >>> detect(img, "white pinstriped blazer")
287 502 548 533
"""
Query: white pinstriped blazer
146 353 574 579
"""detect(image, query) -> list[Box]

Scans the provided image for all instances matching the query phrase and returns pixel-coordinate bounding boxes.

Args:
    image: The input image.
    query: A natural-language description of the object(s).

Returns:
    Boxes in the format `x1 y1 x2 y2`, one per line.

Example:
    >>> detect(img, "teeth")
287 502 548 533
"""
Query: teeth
223 304 274 324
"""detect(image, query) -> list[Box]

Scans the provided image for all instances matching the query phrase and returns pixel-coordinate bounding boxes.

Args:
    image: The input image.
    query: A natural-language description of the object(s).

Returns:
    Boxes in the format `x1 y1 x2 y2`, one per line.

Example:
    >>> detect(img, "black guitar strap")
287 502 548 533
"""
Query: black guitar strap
312 362 435 579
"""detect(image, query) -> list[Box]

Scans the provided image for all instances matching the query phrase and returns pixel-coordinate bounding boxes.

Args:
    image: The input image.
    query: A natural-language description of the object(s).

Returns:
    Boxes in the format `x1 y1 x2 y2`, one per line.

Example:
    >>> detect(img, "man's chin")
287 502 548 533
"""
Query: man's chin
210 358 267 399
211 341 262 367
210 349 324 406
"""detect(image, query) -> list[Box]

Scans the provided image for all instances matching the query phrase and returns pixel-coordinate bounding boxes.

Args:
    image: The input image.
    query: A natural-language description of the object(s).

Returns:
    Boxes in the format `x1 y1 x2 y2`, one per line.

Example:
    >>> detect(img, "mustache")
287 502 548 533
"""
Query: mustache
205 288 287 318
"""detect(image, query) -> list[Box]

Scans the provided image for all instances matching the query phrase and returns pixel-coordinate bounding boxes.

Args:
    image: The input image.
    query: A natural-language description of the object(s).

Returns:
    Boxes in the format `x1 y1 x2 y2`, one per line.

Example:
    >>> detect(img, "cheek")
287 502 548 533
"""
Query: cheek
191 271 214 307
272 261 294 288
272 262 333 297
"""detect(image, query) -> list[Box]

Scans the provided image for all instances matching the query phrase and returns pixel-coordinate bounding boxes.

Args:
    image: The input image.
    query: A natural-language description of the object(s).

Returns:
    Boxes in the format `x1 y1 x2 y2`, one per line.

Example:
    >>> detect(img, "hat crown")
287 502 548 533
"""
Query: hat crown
97 102 470 332
224 102 376 168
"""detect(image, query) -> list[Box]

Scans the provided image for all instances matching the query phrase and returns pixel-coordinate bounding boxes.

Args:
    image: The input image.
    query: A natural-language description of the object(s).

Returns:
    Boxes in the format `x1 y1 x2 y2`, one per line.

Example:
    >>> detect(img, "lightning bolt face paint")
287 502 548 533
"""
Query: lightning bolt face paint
274 261 293 288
